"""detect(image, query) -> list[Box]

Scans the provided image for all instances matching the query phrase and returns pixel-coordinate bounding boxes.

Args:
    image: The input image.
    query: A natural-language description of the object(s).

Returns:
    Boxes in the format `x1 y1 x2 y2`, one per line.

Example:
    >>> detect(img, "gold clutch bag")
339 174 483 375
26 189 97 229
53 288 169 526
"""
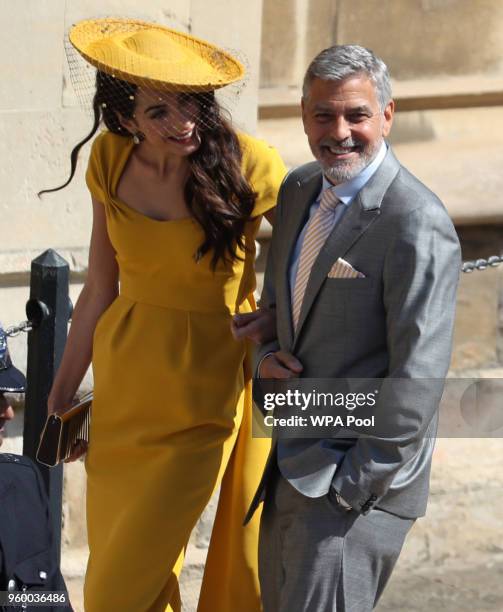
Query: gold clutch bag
36 391 93 467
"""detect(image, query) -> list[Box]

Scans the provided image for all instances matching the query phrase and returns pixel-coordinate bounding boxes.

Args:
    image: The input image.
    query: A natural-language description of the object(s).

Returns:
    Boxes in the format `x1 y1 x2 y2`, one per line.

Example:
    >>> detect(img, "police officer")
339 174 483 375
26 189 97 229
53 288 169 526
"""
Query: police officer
0 324 25 447
0 325 73 611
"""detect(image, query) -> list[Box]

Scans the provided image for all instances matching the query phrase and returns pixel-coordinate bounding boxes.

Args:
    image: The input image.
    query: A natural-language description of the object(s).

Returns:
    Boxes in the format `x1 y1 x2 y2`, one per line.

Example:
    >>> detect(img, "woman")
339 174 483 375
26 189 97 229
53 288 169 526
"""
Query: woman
43 18 285 612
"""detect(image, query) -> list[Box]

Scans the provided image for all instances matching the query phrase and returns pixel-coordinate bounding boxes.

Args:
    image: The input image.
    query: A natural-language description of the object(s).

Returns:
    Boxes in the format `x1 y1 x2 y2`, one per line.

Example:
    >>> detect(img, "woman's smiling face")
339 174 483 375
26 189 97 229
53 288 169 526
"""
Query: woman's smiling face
123 88 202 155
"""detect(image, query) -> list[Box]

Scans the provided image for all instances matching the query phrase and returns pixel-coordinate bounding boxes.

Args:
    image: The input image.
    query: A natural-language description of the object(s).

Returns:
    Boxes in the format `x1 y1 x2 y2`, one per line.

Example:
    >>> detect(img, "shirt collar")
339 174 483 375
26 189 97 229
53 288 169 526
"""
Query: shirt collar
318 141 388 206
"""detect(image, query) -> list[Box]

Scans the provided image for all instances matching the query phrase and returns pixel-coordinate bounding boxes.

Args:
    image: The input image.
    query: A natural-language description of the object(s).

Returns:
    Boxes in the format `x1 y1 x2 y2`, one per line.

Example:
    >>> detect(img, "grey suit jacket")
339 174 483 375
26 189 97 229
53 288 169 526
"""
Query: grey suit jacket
245 146 461 523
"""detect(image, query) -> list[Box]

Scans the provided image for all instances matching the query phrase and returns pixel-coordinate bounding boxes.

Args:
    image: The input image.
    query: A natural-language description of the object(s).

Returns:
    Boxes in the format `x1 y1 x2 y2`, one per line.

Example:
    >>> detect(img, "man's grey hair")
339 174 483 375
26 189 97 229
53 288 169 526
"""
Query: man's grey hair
302 45 392 111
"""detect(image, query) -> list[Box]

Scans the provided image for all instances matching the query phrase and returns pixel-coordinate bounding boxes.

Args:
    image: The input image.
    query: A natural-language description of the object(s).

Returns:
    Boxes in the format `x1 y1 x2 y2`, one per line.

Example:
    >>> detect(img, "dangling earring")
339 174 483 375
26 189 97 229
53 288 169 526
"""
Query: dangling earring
133 133 141 145
193 127 202 147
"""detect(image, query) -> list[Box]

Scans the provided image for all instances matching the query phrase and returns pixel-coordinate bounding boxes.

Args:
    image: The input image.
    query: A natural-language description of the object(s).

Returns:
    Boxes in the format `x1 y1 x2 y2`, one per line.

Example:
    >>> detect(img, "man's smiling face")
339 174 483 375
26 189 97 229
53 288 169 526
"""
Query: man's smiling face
302 74 394 184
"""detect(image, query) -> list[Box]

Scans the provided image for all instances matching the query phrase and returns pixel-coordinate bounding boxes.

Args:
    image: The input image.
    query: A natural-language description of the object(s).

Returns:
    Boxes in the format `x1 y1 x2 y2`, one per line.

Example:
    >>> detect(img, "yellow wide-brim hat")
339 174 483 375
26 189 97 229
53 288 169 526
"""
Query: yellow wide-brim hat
69 17 245 92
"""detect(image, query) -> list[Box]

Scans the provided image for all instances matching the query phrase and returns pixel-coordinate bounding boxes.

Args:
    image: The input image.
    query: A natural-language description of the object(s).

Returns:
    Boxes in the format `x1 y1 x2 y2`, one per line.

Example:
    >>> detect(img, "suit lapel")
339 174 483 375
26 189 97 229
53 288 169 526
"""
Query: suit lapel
292 147 401 348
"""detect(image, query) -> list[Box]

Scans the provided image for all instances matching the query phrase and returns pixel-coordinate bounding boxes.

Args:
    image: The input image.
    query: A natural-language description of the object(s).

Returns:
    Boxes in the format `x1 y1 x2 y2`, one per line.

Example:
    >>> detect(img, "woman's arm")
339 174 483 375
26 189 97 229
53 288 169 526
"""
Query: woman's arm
47 198 118 415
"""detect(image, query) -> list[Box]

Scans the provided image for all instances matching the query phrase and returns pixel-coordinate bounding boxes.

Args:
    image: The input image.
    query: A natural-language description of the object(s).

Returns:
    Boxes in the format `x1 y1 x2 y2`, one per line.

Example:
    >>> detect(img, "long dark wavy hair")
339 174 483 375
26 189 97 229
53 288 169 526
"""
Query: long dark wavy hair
40 71 257 269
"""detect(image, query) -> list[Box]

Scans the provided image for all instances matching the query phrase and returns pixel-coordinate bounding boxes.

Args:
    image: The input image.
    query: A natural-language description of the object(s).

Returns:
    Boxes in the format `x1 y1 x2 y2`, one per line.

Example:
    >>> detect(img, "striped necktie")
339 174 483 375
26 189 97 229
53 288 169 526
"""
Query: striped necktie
292 188 341 330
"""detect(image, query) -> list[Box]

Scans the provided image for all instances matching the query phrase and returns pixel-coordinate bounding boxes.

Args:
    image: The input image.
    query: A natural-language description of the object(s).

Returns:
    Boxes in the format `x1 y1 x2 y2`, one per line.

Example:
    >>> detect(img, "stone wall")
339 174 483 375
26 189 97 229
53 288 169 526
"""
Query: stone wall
260 0 503 88
336 0 503 80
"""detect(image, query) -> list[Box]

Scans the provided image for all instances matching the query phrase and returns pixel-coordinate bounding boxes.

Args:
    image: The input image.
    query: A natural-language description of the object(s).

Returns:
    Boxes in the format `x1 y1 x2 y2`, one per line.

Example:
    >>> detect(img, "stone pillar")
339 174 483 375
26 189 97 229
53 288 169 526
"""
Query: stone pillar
260 0 297 87
260 0 337 89
304 0 338 72
191 0 264 134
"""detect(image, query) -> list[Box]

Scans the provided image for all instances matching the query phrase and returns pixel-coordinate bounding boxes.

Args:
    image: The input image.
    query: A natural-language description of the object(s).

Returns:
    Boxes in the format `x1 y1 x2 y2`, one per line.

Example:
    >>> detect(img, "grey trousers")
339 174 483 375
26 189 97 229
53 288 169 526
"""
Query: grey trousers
259 467 415 612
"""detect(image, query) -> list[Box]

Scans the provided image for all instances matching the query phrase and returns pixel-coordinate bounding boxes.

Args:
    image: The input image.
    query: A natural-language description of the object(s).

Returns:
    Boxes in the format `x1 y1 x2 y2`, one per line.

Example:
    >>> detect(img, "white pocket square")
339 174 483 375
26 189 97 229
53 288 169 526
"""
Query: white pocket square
327 258 366 279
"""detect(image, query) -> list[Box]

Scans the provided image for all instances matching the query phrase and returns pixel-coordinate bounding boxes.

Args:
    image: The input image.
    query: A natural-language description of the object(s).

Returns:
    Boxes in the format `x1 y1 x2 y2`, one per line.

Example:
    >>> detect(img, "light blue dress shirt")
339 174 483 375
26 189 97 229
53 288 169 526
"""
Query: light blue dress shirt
289 142 388 293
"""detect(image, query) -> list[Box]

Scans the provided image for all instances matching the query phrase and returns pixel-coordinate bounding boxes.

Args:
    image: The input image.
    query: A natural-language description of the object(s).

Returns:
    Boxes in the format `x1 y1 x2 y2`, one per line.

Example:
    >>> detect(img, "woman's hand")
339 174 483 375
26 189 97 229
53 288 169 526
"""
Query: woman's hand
47 393 88 462
231 308 276 344
64 439 88 463
47 391 69 417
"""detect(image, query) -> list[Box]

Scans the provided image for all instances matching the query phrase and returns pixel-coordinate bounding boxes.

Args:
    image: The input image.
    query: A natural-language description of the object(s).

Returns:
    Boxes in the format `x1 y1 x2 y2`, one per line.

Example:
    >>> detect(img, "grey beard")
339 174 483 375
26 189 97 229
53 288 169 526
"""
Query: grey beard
322 159 369 183
320 139 382 184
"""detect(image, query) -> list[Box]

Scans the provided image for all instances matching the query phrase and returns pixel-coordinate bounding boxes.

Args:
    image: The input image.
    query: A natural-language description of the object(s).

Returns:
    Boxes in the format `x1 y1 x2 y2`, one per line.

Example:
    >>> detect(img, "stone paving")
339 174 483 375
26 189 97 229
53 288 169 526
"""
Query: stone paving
60 431 503 612
378 560 503 611
64 558 503 612
64 554 503 612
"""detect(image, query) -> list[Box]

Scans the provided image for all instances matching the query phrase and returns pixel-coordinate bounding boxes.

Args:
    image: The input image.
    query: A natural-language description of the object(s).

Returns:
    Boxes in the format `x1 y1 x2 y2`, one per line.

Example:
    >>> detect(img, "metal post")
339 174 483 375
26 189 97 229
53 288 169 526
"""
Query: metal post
23 249 71 564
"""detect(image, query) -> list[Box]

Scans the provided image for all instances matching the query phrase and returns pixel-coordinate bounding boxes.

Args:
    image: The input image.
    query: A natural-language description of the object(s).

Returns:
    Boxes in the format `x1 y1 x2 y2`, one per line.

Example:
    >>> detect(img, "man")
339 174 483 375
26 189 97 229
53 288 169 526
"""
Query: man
0 325 72 611
238 45 461 611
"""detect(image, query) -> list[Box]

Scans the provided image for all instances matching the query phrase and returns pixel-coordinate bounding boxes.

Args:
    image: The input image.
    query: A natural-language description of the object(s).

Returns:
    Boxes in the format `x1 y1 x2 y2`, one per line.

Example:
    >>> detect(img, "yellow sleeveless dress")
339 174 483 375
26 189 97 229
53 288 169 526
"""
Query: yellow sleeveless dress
83 130 286 612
